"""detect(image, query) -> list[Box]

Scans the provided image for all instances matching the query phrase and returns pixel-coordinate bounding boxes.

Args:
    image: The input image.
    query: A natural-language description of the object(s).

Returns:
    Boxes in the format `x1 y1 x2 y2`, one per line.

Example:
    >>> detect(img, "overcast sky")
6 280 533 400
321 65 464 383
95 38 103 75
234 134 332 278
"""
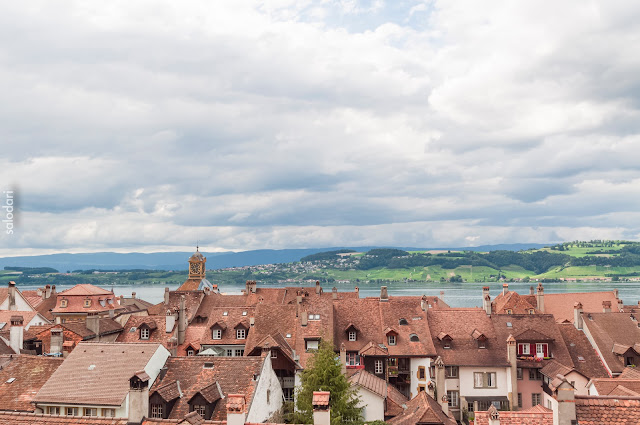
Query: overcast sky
1 0 640 255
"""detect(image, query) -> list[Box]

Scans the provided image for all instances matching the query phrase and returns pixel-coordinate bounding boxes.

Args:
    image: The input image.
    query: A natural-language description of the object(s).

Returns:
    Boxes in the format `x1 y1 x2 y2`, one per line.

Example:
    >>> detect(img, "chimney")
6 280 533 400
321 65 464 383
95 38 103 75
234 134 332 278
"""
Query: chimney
574 303 583 330
86 313 100 340
536 283 545 313
602 300 611 313
529 285 534 296
246 280 257 294
340 343 346 375
482 287 491 315
108 308 115 318
332 287 338 300
166 309 175 333
51 285 56 295
9 315 24 354
226 394 247 425
440 290 445 301
354 286 359 297
164 287 170 305
167 336 177 356
128 371 150 425
434 356 447 415
312 391 331 425
487 405 501 425
50 328 63 356
315 281 321 295
506 335 517 410
502 283 509 296
131 291 136 299
8 281 16 311
301 311 308 327
45 284 52 299
296 289 303 305
552 375 576 425
421 295 428 311
613 288 619 299
380 286 389 302
178 295 186 345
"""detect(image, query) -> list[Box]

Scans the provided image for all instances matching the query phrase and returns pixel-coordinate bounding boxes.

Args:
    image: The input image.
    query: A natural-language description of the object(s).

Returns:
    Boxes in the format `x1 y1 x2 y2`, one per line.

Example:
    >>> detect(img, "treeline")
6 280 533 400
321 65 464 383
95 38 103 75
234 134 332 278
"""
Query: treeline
300 249 356 262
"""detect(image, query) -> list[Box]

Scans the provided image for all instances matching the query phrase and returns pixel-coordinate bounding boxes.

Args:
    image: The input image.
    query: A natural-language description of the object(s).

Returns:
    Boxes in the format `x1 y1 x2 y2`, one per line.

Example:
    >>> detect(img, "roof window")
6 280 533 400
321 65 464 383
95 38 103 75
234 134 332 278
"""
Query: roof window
409 334 419 342
399 318 408 325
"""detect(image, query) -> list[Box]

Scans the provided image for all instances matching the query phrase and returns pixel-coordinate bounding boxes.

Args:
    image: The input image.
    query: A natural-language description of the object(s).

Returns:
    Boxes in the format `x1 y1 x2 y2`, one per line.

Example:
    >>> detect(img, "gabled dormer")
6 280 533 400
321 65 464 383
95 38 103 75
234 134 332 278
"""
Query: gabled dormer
234 322 249 340
149 381 181 419
385 327 398 346
471 329 488 349
138 321 157 340
210 321 227 340
188 381 221 419
437 331 453 349
345 324 358 342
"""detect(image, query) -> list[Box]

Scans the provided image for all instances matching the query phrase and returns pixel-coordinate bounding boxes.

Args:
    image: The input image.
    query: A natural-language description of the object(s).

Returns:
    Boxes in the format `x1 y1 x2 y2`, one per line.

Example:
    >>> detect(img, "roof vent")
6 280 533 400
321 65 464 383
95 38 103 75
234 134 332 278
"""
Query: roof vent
203 362 214 369
410 334 420 342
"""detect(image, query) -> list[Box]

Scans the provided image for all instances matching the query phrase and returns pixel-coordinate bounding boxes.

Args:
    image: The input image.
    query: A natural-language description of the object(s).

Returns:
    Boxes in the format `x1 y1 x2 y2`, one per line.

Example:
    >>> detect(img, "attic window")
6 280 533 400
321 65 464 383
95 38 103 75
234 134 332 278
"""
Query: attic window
286 333 291 338
409 334 419 342
203 362 214 369
6 377 15 384
506 322 512 328
223 312 228 316
388 335 396 346
309 314 320 320
399 318 408 325
348 331 357 341
140 328 150 340
578 356 585 362
84 299 91 308
242 311 247 316
506 309 512 315
60 299 68 308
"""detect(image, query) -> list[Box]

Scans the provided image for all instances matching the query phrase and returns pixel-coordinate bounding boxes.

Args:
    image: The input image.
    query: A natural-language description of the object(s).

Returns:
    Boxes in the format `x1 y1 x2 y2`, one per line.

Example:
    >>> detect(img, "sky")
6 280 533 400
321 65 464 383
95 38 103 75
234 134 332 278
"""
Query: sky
1 0 640 256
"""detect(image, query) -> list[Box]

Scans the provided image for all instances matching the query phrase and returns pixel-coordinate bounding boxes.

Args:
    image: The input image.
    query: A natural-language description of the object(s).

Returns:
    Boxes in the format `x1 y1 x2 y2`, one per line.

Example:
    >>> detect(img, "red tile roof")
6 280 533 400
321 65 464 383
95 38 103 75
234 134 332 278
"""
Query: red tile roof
116 315 176 347
557 323 609 379
312 391 330 407
349 369 387 398
582 312 640 374
543 291 620 323
0 355 63 412
58 284 114 296
474 405 552 425
575 396 640 424
0 412 129 424
387 391 456 425
492 291 538 315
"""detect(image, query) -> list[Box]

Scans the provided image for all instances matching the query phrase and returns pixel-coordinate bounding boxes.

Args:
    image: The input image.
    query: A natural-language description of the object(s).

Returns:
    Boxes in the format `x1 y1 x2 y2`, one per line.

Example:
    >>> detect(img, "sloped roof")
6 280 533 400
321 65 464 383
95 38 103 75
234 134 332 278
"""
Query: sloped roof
57 284 113 296
116 315 175 346
474 404 552 425
544 291 620 323
582 312 640 374
0 355 64 411
388 391 457 425
0 412 129 424
557 324 609 379
492 291 538 315
34 342 163 406
349 369 387 398
575 396 640 424
540 360 573 379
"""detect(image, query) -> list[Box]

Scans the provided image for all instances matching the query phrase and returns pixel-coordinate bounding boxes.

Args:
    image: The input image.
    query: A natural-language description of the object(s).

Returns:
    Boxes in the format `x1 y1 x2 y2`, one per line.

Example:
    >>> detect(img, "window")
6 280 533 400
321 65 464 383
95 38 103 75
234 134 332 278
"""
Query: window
418 366 426 380
140 328 150 340
283 388 294 401
204 362 214 369
418 384 426 392
187 349 194 356
102 408 115 417
271 350 277 358
346 352 361 366
399 318 408 325
267 389 271 403
151 404 163 418
212 328 222 339
235 349 244 357
226 349 233 357
447 390 459 408
66 407 78 416
47 407 60 415
529 369 543 380
236 328 246 339
348 331 357 341
532 393 542 406
467 402 474 412
410 334 420 342
536 343 547 358
506 309 512 314
445 366 459 378
84 299 91 307
84 408 97 417
528 309 535 314
375 359 383 374
309 314 320 320
518 343 530 355
478 339 486 349
517 367 523 380
626 356 635 366
60 299 68 308
518 393 522 408
193 404 206 416
474 372 497 388
306 340 319 351
388 335 396 346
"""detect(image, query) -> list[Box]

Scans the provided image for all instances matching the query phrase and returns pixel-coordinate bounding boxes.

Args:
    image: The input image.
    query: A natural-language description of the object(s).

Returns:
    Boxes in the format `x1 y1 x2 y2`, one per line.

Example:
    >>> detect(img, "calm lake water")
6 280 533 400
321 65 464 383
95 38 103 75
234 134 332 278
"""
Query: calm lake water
17 280 640 307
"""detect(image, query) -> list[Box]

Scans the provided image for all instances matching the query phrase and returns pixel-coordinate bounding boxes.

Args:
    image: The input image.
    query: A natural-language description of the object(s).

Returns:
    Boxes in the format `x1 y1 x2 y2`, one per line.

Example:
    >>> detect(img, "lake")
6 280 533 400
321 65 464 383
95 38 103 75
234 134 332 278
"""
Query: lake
16 280 640 307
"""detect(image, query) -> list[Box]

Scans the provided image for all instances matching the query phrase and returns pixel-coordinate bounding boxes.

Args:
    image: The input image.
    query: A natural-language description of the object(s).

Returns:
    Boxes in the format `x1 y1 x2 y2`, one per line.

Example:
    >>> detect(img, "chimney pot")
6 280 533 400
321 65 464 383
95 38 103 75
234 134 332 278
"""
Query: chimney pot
380 286 389 302
315 281 321 294
226 394 247 425
312 391 331 425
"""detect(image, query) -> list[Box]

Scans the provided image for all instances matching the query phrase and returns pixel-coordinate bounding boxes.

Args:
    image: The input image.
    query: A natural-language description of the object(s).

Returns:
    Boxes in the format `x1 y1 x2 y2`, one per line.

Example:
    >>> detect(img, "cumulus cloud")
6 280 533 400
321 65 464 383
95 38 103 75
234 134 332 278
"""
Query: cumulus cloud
1 0 640 255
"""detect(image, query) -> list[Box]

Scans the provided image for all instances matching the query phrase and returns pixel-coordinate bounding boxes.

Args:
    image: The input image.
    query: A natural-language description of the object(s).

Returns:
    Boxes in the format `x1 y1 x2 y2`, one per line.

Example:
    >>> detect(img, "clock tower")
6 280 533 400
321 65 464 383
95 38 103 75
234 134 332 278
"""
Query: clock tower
188 247 206 280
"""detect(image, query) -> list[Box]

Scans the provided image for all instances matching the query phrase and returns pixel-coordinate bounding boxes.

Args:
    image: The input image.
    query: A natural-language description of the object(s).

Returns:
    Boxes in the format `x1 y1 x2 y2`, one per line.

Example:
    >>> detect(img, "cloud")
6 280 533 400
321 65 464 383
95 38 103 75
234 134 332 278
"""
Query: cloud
1 0 640 255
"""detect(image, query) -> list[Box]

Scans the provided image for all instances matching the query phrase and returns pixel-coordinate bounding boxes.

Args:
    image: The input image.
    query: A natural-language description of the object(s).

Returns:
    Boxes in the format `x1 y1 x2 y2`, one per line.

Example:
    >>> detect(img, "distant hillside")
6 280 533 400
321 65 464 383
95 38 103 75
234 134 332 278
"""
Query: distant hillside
0 243 549 271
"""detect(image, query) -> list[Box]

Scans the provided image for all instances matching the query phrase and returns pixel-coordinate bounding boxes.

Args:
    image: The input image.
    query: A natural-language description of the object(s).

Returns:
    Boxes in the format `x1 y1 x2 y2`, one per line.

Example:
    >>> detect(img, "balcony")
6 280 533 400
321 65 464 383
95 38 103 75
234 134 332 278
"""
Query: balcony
278 376 295 388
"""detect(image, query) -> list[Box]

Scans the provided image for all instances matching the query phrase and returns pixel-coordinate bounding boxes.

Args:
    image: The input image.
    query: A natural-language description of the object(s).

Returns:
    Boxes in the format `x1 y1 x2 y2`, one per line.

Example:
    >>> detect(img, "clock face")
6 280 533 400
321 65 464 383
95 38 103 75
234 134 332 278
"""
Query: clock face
190 263 199 274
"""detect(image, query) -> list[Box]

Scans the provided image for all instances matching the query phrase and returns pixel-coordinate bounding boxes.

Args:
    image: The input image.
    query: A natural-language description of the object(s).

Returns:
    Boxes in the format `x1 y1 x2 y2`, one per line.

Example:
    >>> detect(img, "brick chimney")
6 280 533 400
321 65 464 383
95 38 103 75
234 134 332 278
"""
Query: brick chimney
574 303 583 330
502 283 509 296
178 295 186 345
50 328 63 356
315 281 321 295
536 283 545 313
86 313 100 340
332 287 338 300
354 286 359 297
128 371 150 425
226 394 247 425
421 295 428 311
131 291 136 299
45 284 52 299
434 356 447 415
482 287 491 315
246 280 257 294
380 286 389 302
7 281 16 311
312 391 331 425
529 285 534 296
164 287 170 306
301 311 308 327
9 315 24 354
602 300 612 313
506 335 517 410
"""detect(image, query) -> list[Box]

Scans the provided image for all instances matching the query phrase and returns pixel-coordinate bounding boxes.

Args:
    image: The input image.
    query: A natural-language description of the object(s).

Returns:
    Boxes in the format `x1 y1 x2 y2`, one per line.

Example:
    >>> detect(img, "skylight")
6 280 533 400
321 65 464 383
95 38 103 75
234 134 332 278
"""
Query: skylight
242 311 247 316
506 322 512 328
223 312 228 316
6 378 15 384
578 356 585 362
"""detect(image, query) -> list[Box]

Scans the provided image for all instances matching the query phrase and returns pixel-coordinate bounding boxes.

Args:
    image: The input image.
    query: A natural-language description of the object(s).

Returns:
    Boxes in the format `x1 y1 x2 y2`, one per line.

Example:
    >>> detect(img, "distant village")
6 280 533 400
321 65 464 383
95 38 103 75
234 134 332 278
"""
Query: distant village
2 249 640 424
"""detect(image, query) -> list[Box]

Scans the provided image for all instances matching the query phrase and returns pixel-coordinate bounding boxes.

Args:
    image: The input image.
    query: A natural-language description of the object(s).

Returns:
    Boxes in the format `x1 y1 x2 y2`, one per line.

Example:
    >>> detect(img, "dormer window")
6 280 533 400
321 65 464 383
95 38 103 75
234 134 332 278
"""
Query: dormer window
409 334 420 342
212 328 222 339
348 331 357 341
140 328 150 340
388 335 396 345
437 332 453 349
506 309 512 314
60 299 68 308
84 298 91 308
236 328 246 339
399 318 408 325
528 309 535 314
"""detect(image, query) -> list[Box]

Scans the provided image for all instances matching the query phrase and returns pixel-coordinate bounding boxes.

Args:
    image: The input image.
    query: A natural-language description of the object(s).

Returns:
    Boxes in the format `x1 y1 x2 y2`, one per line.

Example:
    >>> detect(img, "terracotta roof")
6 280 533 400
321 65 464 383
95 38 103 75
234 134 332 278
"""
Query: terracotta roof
0 310 43 328
34 342 164 406
0 339 14 355
590 378 640 396
540 360 573 379
619 367 640 379
385 382 409 418
474 404 552 425
178 279 203 291
582 312 640 374
543 291 620 323
148 291 204 323
349 369 387 398
387 391 457 425
58 284 114 296
21 290 45 308
33 295 58 321
150 356 264 421
312 391 330 407
428 308 509 367
492 314 574 369
557 323 609 379
0 288 8 306
53 287 119 314
0 355 63 411
116 315 175 347
575 396 640 424
0 412 129 424
492 291 538 315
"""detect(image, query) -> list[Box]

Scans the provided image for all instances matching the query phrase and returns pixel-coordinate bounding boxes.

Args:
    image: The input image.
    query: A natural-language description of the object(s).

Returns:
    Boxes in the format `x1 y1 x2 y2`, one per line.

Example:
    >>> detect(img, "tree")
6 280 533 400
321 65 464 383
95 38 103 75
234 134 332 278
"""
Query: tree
291 341 363 425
